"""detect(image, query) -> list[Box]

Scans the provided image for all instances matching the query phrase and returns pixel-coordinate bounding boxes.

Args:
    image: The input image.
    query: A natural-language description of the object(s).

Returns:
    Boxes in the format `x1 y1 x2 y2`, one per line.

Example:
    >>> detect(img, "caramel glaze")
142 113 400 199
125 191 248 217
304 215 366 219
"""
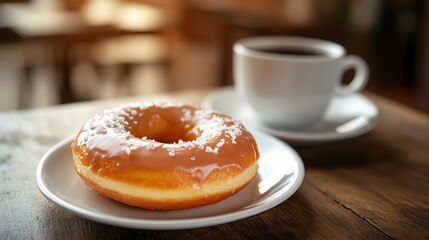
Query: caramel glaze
71 103 259 189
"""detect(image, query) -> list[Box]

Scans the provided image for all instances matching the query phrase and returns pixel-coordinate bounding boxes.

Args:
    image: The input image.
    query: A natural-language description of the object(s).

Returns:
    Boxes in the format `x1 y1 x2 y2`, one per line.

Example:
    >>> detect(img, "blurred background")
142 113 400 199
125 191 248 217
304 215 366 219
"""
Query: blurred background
0 0 428 113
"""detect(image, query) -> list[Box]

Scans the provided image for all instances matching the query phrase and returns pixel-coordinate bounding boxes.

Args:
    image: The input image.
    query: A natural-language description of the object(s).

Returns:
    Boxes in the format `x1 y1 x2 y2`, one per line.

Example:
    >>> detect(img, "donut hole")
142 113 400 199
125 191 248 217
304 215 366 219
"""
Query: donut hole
125 109 198 144
140 125 197 144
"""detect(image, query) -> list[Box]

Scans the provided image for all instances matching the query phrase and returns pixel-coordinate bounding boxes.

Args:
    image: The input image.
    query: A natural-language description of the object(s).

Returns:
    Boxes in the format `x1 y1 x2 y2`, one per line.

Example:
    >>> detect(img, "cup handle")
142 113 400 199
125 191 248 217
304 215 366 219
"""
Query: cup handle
335 55 369 95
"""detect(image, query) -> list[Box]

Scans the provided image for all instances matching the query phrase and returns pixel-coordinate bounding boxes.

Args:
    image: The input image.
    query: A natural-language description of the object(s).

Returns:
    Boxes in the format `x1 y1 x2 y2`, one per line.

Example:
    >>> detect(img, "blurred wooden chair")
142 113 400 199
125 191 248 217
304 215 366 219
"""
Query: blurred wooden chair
1 0 182 106
71 1 181 98
86 33 174 97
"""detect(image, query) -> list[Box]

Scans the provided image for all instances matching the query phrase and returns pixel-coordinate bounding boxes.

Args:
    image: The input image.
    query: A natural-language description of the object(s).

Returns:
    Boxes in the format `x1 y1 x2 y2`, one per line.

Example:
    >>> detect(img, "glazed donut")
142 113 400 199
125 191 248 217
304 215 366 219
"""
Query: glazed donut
71 102 259 210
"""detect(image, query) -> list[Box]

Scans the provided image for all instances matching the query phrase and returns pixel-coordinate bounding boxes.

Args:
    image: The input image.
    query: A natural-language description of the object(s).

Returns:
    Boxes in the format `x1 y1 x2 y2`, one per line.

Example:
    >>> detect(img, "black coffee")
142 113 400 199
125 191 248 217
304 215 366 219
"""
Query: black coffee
256 47 327 56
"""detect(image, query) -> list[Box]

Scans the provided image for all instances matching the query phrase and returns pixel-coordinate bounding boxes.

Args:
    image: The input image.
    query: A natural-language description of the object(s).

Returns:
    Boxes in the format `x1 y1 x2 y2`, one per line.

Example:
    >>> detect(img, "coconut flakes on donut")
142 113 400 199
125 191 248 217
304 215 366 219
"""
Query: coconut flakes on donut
156 108 244 154
216 139 225 148
83 102 246 158
180 109 192 122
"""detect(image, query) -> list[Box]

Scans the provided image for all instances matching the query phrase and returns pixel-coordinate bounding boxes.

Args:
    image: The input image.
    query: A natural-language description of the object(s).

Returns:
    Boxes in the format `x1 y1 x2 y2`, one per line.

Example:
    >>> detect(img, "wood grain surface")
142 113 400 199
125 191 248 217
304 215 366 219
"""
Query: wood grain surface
0 89 428 239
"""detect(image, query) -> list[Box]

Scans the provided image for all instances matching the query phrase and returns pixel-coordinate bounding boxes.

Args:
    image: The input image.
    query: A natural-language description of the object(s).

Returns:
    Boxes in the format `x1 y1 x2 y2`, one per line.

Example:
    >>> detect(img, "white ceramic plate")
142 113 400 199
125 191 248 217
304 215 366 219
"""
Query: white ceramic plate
36 130 304 230
202 87 379 145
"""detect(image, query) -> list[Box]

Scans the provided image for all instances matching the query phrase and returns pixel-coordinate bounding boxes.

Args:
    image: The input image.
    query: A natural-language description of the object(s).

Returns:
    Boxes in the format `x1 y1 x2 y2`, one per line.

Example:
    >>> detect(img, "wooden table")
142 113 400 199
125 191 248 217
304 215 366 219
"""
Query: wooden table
1 88 428 239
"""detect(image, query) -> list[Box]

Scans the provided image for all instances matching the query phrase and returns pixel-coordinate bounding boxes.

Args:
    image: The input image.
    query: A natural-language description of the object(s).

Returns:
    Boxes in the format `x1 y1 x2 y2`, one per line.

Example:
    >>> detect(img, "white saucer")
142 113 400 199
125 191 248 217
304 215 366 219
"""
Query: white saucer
36 130 304 230
202 86 379 145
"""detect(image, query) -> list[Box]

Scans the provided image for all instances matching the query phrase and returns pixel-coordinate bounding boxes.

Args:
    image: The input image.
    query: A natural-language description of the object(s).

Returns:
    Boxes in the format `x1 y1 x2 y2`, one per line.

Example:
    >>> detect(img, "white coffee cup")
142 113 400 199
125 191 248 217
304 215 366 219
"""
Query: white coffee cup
233 36 369 129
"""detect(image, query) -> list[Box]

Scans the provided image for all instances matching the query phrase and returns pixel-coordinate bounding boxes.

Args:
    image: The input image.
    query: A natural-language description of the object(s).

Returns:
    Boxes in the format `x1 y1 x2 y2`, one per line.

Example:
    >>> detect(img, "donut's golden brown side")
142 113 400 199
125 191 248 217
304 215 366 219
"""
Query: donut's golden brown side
71 102 259 210
73 154 258 210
